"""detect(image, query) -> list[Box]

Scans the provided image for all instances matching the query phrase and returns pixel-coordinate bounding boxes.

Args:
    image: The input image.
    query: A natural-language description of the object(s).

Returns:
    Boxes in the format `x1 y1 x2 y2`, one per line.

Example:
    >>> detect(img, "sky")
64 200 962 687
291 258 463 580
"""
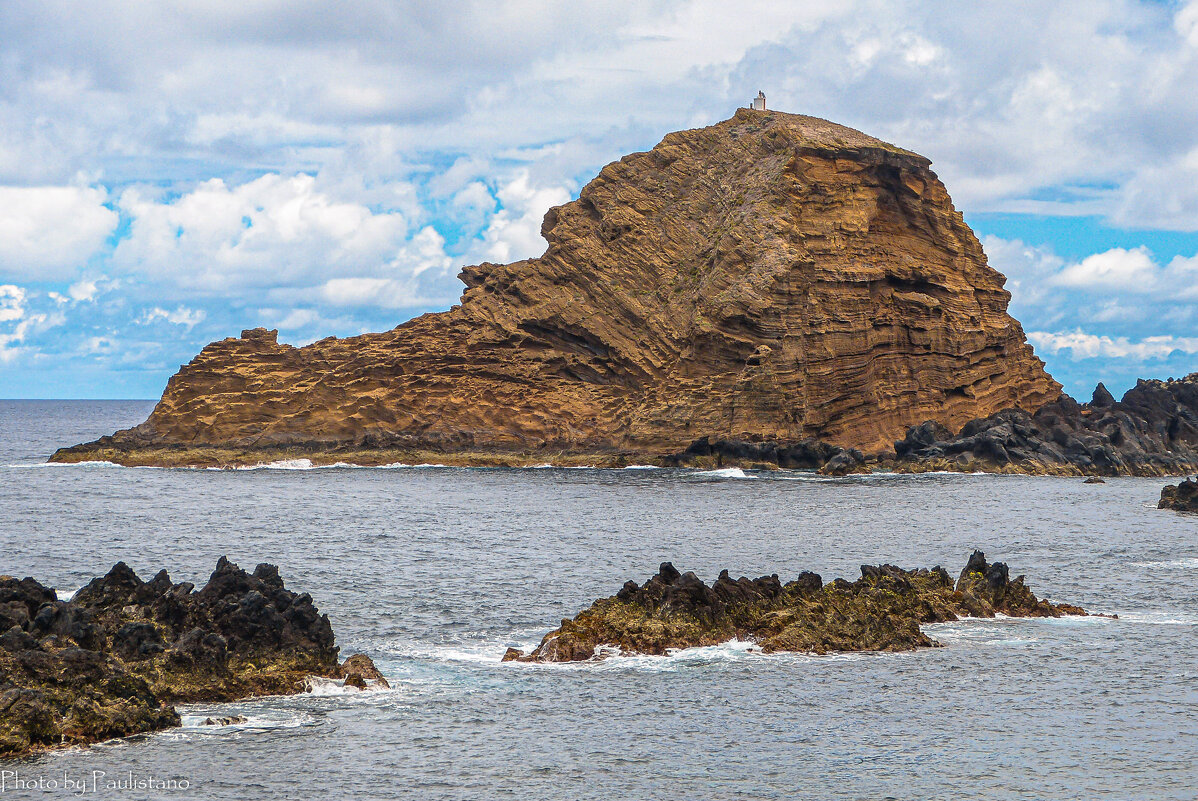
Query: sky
2 0 1198 401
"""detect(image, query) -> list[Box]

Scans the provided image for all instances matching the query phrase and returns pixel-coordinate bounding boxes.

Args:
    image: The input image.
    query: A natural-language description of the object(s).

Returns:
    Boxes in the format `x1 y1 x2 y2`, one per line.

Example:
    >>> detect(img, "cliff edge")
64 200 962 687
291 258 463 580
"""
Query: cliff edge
53 109 1061 467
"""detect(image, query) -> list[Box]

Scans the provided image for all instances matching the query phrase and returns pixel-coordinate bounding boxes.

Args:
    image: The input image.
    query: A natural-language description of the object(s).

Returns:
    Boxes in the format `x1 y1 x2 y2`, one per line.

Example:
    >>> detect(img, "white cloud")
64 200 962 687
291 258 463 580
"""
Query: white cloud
67 278 99 302
1177 1 1198 46
0 285 25 322
0 187 117 280
1053 247 1159 290
1028 330 1198 360
138 305 206 327
0 284 65 364
112 173 427 294
477 172 572 263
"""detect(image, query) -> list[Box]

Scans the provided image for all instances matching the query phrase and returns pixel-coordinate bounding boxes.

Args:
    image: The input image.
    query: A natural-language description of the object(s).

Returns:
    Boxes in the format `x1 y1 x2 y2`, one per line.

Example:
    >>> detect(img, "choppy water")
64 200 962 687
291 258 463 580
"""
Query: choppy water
1 399 1196 799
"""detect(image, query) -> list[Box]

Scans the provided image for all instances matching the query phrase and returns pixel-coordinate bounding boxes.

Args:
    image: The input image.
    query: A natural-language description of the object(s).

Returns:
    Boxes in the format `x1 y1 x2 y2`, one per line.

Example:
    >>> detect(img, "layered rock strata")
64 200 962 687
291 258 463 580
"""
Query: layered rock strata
503 551 1089 662
53 109 1059 468
0 558 381 756
1159 478 1198 512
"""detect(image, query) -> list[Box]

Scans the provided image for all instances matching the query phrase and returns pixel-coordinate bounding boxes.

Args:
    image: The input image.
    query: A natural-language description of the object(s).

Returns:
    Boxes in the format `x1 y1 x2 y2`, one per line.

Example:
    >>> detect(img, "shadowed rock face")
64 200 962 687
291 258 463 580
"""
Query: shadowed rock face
1159 478 1198 511
894 376 1198 476
53 109 1059 467
503 551 1089 663
0 559 343 756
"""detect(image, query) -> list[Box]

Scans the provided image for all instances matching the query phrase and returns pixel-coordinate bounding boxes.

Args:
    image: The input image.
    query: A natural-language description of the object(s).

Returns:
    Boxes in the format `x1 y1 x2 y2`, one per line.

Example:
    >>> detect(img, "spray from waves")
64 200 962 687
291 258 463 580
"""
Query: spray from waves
691 467 756 479
302 676 393 696
9 460 124 469
1107 610 1198 625
1130 557 1198 569
224 460 453 471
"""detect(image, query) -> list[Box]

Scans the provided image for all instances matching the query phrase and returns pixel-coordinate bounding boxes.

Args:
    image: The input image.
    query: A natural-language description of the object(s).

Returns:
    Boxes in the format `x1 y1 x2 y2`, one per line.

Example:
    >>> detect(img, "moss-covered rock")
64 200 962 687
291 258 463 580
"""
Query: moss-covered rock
506 551 1091 662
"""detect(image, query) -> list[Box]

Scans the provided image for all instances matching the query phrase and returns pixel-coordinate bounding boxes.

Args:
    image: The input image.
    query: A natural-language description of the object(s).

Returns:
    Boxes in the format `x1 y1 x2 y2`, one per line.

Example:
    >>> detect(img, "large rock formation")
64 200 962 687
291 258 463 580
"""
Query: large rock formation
503 551 1090 662
0 559 379 756
53 108 1059 467
894 376 1198 476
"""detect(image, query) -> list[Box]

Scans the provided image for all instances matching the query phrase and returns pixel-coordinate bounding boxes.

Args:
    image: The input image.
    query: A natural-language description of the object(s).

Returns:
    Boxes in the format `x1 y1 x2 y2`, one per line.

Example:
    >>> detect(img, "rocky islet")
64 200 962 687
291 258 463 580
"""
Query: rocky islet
53 109 1062 469
0 558 385 757
505 551 1092 663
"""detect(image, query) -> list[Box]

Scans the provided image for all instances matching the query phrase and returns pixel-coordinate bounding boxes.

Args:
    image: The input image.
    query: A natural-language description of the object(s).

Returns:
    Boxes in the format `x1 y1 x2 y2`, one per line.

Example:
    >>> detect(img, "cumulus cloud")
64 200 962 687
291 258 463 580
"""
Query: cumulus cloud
0 284 64 364
0 187 117 280
477 172 572 263
112 174 425 294
1028 331 1198 360
137 305 206 328
1053 247 1159 291
0 285 25 323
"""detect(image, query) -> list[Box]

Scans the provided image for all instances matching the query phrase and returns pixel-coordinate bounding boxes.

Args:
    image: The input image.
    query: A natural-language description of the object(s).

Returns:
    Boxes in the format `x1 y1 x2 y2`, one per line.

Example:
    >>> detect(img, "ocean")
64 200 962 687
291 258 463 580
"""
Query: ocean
1 400 1196 799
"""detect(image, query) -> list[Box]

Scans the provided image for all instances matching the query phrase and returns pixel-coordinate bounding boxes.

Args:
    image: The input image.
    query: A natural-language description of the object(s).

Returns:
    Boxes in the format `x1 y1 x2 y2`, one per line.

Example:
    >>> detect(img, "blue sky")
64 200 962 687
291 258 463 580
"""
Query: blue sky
2 1 1198 401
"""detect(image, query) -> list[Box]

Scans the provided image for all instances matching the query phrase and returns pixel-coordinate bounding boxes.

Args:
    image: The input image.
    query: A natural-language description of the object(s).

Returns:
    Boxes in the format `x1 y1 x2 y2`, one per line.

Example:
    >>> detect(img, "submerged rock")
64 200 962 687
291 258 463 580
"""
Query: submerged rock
505 552 1091 663
202 715 247 726
1159 478 1198 512
339 654 390 690
0 558 346 756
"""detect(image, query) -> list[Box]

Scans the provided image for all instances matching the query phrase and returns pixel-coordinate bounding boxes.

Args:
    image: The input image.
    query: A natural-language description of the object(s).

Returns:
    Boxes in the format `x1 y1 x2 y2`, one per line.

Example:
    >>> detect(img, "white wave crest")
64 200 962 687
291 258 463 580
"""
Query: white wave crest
692 467 755 479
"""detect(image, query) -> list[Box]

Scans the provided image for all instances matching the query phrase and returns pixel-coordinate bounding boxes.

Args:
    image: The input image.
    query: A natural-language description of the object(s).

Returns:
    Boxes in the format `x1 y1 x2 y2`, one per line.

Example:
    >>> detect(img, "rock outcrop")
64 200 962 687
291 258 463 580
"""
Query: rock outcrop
1159 478 1198 512
52 108 1059 468
893 376 1198 476
0 558 375 756
503 551 1089 662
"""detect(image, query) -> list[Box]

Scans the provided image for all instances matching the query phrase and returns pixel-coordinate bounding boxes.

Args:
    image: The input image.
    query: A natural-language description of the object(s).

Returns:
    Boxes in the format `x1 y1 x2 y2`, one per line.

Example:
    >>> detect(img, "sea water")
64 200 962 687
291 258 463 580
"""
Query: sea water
1 400 1196 799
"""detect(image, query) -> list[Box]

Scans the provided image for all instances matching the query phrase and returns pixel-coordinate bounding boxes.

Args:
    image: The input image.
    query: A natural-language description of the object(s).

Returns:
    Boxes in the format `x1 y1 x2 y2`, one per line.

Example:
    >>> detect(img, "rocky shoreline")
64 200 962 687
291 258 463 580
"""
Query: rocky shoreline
504 551 1094 663
0 559 385 757
1159 478 1198 512
49 374 1198 476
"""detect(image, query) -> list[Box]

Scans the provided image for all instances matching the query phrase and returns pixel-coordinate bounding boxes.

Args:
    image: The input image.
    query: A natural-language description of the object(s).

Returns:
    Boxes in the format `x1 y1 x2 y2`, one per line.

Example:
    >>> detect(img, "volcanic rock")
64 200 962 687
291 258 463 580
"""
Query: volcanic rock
52 109 1059 468
503 551 1088 662
0 558 344 756
338 653 389 690
893 375 1198 476
1159 478 1198 512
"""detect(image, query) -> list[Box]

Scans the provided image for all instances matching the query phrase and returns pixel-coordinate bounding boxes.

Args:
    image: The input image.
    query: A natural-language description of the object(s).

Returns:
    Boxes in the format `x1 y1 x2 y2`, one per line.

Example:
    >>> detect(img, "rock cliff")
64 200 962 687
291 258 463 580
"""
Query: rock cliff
53 109 1060 467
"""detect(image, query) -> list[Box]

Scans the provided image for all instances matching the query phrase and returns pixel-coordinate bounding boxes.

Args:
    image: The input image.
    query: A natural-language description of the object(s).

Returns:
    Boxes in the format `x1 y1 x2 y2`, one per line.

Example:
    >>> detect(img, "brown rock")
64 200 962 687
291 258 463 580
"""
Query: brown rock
510 550 1092 660
339 653 389 689
1159 478 1198 511
52 109 1059 466
511 552 1091 663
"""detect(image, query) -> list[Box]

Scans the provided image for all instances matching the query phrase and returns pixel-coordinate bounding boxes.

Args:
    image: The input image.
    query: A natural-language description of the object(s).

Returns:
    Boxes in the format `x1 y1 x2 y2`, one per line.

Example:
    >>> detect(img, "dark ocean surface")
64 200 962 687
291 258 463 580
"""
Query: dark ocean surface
1 400 1195 799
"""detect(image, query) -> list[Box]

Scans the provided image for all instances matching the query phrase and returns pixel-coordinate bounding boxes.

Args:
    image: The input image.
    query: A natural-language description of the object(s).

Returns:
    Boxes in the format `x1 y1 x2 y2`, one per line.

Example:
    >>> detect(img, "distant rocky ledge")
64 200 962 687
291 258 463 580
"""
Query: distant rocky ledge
504 551 1093 662
669 375 1198 477
0 559 385 757
1159 478 1198 512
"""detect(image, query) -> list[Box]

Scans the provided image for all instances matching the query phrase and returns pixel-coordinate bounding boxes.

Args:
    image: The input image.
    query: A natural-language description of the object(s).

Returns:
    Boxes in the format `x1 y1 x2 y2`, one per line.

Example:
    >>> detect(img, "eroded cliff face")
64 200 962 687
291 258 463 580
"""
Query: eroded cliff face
56 109 1061 465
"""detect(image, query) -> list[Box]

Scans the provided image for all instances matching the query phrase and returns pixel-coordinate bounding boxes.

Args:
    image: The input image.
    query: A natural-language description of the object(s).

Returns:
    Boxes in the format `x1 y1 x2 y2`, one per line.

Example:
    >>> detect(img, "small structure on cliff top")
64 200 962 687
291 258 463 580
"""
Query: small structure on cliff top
751 90 766 110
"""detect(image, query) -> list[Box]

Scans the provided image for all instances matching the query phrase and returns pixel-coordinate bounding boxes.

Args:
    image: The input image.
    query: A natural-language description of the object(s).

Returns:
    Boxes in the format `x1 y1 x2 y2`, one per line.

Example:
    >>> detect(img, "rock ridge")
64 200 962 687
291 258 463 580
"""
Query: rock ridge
504 550 1091 662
